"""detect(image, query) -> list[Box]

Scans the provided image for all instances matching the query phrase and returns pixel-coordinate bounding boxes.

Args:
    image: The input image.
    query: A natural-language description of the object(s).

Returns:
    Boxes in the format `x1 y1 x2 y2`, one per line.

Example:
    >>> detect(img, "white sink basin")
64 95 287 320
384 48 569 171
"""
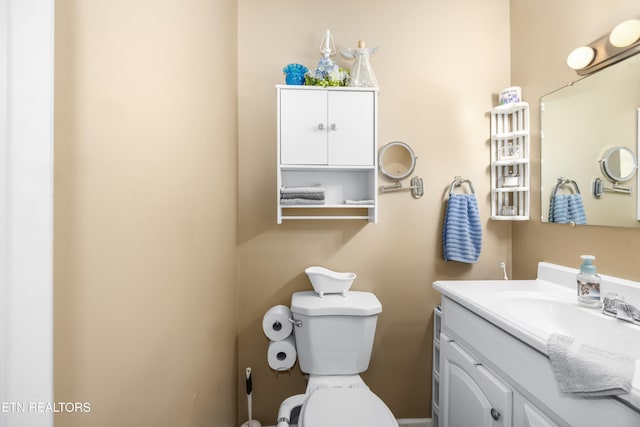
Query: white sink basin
496 290 640 358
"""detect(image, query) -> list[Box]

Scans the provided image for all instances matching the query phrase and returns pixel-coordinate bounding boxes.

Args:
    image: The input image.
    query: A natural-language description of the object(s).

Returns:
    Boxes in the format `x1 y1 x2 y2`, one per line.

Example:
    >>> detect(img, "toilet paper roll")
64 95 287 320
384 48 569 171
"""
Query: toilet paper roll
262 305 293 341
267 335 297 371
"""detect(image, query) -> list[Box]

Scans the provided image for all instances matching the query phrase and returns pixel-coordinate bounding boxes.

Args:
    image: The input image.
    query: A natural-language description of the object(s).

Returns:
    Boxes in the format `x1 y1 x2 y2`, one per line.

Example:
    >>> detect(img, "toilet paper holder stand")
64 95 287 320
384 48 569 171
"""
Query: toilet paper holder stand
288 318 302 328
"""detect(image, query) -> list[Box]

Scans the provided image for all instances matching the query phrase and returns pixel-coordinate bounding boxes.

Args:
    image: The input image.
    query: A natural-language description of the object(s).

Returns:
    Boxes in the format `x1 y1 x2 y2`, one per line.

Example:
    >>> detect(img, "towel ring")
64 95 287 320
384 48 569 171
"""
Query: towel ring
551 178 580 197
449 176 475 195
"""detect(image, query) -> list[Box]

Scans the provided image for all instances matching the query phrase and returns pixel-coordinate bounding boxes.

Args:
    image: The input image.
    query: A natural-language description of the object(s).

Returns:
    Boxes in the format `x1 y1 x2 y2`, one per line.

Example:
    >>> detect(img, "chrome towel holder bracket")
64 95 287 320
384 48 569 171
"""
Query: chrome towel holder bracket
448 176 475 195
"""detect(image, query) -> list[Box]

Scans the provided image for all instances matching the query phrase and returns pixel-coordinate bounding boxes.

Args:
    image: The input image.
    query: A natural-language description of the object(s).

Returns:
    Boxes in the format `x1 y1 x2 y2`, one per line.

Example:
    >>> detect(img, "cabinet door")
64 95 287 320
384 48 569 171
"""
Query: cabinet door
280 89 328 165
440 334 512 427
327 91 374 165
520 401 560 427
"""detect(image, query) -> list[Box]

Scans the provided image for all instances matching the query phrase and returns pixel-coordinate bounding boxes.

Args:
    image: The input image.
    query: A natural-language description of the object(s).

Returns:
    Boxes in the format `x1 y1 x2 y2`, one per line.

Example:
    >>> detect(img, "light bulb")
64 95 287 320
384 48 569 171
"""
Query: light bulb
609 19 640 47
566 46 595 70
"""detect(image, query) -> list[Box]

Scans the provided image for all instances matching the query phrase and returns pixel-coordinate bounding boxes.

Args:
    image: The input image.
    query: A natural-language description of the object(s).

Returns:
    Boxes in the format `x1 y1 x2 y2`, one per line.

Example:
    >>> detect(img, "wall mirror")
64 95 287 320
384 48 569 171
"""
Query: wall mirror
378 141 423 198
540 53 640 228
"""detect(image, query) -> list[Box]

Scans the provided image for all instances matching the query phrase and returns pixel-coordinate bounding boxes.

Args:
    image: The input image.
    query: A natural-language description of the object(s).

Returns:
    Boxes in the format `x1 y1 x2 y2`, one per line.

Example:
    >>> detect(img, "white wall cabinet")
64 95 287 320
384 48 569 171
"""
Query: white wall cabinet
438 296 640 427
277 85 378 223
490 102 530 220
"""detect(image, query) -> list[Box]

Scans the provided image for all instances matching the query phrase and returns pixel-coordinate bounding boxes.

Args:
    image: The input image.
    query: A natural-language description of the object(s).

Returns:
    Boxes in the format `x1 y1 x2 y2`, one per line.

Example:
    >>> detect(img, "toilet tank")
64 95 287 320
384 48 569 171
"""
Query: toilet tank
290 291 382 375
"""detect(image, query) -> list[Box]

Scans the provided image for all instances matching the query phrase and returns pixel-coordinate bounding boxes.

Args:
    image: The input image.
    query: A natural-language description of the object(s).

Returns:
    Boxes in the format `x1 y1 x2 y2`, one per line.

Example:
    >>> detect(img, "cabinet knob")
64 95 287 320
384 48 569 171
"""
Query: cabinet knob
490 408 501 421
317 123 325 131
330 123 337 130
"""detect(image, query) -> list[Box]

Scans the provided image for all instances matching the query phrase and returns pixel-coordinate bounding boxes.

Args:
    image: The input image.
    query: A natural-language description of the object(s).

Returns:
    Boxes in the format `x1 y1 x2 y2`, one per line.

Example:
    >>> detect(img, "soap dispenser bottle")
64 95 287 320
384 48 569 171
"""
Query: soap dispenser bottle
577 255 601 308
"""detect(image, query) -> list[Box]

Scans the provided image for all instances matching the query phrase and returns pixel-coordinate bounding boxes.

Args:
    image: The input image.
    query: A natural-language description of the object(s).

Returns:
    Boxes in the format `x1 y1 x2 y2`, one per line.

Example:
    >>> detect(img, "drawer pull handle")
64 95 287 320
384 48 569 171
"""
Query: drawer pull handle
490 408 501 421
317 123 325 130
330 123 338 130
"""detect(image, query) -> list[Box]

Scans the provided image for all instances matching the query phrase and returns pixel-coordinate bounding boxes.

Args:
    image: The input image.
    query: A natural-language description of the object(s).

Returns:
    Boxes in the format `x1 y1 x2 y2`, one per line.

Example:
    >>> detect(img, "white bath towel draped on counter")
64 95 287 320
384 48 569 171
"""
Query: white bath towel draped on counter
442 193 482 263
547 333 635 396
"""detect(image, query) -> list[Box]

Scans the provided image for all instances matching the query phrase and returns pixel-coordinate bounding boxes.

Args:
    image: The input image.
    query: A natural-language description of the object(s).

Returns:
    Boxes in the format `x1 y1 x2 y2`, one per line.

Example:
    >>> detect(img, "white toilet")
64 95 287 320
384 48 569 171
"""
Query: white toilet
275 290 398 427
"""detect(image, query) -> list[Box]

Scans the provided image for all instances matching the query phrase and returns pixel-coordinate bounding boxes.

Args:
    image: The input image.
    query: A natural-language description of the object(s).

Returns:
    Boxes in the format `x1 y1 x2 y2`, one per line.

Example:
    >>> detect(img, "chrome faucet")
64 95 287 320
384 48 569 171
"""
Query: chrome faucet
602 294 640 325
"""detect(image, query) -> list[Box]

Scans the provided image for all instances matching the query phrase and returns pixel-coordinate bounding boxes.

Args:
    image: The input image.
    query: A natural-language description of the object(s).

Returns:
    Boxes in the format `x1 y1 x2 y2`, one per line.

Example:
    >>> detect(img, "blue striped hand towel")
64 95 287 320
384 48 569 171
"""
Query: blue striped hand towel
442 194 482 263
549 194 587 224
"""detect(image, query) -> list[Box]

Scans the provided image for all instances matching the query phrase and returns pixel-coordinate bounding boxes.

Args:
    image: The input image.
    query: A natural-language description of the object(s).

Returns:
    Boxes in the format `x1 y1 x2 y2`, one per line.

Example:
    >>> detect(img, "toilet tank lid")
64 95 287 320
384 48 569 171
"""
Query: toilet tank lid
290 291 382 316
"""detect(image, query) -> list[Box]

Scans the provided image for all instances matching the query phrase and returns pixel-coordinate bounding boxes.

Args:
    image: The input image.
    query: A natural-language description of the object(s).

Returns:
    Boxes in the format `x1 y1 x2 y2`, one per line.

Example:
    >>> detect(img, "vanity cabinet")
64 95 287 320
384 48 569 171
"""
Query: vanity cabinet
276 85 378 223
440 333 512 427
490 102 530 220
438 296 640 427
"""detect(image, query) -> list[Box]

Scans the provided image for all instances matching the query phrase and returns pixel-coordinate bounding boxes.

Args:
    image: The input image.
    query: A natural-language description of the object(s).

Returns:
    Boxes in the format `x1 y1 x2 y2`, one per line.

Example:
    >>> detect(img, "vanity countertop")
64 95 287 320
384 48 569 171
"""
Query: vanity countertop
433 262 640 411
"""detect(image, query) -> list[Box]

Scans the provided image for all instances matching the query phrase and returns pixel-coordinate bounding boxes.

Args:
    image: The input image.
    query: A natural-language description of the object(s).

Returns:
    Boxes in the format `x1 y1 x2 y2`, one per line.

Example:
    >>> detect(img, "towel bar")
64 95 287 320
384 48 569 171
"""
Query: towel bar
448 176 475 195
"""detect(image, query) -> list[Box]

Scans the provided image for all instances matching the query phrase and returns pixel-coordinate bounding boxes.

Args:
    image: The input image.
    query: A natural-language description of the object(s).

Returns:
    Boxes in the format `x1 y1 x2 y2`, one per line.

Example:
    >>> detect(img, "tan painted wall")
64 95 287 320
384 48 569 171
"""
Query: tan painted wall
510 0 640 281
54 1 238 426
237 0 511 422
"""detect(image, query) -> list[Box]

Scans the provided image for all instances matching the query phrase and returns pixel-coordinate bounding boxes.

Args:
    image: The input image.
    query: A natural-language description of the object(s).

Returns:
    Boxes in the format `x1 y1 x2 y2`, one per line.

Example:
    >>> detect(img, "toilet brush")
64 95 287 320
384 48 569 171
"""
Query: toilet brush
241 367 262 427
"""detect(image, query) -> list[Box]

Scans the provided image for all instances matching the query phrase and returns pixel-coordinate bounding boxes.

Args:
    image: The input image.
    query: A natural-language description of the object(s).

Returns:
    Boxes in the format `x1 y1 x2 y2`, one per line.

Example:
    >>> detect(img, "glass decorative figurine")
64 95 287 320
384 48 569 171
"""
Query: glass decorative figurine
305 29 349 87
341 40 378 88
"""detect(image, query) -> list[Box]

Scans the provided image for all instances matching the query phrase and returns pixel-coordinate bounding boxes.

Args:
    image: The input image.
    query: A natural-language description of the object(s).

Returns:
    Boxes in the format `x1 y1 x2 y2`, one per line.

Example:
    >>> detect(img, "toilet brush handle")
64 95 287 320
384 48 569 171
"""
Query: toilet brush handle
246 367 254 424
245 367 253 395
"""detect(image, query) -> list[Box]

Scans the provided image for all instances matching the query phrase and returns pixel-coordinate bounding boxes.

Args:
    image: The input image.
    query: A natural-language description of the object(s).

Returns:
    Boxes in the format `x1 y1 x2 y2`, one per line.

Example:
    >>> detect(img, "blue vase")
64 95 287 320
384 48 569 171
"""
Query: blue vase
283 63 308 85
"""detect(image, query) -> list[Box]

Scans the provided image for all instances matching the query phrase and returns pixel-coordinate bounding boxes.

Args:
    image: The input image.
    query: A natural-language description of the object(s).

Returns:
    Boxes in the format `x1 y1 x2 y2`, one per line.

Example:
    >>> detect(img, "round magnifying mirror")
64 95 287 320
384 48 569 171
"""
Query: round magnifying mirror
378 141 416 180
600 146 637 182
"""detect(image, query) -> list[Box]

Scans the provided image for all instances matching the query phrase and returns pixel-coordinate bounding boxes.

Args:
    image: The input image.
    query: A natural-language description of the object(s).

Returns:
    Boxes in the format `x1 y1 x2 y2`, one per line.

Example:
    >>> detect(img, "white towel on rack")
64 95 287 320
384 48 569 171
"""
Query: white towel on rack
442 194 482 263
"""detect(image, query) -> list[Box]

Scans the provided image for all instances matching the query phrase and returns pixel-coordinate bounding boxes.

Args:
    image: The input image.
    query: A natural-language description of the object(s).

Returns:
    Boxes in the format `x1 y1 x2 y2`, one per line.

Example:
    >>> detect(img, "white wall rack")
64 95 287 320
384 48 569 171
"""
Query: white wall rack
490 102 530 220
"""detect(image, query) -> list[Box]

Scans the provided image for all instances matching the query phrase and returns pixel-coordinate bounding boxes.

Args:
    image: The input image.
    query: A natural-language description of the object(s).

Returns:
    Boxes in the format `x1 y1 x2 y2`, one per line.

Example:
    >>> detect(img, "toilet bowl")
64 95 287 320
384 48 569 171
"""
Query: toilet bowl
298 385 397 427
275 290 398 427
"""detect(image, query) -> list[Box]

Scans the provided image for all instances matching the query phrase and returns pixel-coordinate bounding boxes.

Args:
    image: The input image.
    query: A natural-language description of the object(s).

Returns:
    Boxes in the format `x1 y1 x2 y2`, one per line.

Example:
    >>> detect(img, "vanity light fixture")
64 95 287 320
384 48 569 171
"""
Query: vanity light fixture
567 17 640 75
609 19 640 48
566 46 595 70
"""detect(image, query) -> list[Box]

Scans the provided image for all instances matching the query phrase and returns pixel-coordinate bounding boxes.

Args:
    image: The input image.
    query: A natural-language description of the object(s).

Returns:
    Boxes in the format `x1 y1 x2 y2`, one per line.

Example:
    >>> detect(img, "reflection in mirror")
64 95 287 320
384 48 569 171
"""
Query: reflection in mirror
600 146 637 182
541 53 640 228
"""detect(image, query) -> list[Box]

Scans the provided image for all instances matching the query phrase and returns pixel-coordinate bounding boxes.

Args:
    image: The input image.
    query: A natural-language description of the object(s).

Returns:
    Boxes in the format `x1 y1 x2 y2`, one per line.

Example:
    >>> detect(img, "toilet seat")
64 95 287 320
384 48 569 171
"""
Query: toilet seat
299 387 398 427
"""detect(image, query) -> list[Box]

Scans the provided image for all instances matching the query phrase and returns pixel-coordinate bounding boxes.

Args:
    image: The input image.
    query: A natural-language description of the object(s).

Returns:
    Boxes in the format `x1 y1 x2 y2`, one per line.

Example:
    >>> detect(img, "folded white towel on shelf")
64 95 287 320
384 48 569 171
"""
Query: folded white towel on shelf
547 333 635 396
280 198 325 205
281 192 325 200
345 199 374 205
280 184 325 195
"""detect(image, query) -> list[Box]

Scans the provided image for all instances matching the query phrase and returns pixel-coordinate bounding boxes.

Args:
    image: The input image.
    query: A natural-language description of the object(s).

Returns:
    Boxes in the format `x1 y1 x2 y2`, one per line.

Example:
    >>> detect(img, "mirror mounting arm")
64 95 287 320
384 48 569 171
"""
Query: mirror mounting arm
379 177 424 198
592 177 632 198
